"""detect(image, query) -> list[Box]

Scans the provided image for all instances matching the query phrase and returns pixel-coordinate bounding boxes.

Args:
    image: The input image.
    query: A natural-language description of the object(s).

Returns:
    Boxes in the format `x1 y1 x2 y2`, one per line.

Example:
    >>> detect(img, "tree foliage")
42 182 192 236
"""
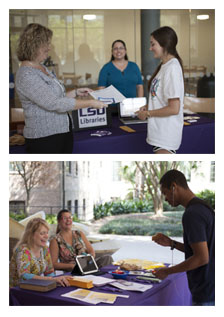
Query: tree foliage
122 161 199 216
10 162 58 216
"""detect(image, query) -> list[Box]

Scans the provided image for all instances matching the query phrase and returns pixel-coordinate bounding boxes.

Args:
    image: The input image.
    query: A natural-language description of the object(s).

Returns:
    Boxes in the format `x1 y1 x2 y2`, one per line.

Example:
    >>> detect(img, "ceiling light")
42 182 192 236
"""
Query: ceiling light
197 15 209 20
83 15 96 21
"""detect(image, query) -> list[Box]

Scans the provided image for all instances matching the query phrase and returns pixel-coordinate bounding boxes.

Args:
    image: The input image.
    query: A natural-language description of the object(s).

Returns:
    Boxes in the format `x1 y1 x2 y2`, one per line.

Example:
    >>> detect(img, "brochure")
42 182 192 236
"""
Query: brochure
90 85 125 104
109 280 153 292
62 288 117 304
72 274 115 287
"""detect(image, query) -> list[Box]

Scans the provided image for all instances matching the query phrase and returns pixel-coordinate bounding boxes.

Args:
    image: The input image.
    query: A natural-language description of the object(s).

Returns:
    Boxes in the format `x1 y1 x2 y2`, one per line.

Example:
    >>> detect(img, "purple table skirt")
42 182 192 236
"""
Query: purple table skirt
9 114 214 154
10 265 192 306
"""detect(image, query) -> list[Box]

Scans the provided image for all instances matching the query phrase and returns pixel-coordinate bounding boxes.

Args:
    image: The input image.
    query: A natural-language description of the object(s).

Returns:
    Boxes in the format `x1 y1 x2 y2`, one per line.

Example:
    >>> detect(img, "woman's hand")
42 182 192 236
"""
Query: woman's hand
139 105 147 112
66 87 93 98
135 105 148 120
75 99 108 110
87 99 108 109
54 275 70 287
66 89 77 98
76 87 93 96
136 109 148 121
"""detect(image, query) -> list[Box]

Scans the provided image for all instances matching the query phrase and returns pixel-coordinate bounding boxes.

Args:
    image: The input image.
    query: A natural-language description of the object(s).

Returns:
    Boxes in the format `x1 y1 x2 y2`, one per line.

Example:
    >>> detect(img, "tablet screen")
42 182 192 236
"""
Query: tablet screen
76 255 99 274
120 97 147 117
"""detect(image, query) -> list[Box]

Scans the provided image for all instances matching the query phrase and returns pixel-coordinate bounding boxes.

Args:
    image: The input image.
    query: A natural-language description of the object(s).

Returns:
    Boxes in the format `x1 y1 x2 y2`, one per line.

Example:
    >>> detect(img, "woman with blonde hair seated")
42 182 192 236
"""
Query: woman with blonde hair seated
49 209 113 272
9 218 69 287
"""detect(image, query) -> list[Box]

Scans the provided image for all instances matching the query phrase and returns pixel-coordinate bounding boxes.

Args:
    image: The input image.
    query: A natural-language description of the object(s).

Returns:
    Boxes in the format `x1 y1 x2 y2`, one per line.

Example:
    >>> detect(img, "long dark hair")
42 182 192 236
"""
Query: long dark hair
110 39 128 61
56 209 72 234
148 26 184 91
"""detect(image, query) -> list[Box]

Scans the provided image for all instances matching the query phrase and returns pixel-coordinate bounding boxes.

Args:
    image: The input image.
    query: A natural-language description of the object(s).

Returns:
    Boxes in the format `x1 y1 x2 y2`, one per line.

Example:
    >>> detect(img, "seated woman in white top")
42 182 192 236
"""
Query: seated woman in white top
136 26 184 154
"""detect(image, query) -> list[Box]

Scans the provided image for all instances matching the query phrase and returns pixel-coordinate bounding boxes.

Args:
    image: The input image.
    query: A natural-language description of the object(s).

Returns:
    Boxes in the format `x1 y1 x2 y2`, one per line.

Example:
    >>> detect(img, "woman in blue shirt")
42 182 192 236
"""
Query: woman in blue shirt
98 40 144 103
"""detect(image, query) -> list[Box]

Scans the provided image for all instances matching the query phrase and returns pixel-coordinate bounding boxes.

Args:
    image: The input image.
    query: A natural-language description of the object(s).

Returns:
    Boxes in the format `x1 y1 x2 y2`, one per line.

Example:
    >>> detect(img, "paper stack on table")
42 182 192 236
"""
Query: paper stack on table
109 280 153 292
72 275 114 287
62 288 125 305
113 258 165 270
89 85 126 104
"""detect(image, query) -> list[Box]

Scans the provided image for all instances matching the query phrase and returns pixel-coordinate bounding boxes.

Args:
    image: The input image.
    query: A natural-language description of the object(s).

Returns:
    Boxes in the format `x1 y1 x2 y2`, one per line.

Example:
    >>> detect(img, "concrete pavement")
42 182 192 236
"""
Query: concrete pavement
90 233 185 265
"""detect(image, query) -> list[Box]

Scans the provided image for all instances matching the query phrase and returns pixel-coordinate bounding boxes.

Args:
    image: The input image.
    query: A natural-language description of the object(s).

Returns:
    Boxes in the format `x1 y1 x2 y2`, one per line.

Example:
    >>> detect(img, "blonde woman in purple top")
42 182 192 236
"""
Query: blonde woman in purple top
16 23 107 153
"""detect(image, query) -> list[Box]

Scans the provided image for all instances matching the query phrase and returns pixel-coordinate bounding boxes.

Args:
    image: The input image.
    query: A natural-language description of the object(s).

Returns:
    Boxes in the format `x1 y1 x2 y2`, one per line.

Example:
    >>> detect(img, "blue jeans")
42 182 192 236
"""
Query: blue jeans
192 300 215 306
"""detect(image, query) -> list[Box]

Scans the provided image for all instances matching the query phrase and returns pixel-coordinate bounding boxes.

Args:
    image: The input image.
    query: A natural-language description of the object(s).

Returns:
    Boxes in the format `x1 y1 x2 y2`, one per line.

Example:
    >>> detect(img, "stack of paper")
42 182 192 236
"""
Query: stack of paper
109 280 153 292
72 275 114 287
89 85 125 104
62 288 119 304
113 258 165 270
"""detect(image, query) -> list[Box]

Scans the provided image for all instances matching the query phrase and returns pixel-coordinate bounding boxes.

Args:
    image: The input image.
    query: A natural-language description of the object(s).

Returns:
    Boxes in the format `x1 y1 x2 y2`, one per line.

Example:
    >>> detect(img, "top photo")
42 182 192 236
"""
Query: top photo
9 9 215 154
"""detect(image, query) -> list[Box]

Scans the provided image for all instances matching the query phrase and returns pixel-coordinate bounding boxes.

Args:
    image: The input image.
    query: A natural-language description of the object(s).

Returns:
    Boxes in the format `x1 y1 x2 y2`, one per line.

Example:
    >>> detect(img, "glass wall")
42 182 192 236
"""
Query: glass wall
9 9 215 100
160 9 215 96
9 9 141 87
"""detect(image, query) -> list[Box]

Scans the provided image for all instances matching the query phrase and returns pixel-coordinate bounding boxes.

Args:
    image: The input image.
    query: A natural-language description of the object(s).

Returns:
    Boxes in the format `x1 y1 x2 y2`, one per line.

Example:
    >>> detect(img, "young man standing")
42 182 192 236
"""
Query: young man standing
152 169 215 306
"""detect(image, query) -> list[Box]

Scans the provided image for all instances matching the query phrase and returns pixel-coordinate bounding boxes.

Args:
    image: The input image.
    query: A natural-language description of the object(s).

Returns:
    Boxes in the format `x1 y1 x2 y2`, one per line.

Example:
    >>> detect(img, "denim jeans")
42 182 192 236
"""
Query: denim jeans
192 300 215 306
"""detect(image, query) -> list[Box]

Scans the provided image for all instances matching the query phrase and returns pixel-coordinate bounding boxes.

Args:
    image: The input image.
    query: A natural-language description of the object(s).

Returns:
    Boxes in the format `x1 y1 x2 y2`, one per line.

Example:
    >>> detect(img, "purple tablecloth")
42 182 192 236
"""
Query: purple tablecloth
10 265 192 306
9 114 214 154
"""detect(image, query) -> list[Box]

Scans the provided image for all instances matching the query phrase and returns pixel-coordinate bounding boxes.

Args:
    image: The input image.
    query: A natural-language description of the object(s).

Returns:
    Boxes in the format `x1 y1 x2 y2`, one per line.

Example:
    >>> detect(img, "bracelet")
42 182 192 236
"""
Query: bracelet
170 240 177 250
148 111 151 118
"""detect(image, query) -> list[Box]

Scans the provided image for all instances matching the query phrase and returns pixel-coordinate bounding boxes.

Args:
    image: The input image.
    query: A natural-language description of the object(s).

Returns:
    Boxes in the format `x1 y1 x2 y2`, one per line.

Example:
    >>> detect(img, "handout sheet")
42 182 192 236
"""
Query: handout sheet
72 274 115 287
109 280 153 292
89 85 126 104
61 288 118 304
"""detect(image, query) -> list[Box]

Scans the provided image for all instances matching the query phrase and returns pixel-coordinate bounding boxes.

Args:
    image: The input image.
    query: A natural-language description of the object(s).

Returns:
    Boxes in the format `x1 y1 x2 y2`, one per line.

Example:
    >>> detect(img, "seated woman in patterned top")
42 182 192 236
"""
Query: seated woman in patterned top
49 209 113 272
9 218 70 288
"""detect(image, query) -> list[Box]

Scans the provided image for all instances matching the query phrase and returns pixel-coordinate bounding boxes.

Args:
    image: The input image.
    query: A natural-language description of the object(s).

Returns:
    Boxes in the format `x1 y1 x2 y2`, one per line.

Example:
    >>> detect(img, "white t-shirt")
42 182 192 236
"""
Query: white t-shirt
146 58 184 151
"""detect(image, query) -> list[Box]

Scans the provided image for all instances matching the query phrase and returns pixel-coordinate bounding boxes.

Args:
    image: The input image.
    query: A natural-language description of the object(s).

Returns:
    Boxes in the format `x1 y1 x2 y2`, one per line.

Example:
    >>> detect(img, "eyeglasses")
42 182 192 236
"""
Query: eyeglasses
113 47 125 51
62 216 72 221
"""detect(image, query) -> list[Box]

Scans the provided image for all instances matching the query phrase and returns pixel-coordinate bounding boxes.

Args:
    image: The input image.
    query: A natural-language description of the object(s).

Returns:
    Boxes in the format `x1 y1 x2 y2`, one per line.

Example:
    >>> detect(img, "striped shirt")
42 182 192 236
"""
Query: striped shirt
15 65 76 138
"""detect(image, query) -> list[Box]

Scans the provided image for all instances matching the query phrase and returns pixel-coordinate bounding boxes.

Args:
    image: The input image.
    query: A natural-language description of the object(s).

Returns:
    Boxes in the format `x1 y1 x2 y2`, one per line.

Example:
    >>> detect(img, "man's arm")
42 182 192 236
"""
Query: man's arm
154 241 209 279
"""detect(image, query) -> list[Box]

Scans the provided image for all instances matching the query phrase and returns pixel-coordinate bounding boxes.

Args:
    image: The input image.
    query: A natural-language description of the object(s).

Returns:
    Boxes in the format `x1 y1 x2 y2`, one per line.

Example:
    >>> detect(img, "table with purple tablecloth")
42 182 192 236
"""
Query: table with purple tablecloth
10 265 192 306
9 114 214 154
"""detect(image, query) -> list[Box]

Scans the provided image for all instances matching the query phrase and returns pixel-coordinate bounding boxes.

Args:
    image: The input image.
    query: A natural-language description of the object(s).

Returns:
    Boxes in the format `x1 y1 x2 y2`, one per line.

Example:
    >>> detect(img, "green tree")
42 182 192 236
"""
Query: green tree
122 161 199 217
10 162 58 216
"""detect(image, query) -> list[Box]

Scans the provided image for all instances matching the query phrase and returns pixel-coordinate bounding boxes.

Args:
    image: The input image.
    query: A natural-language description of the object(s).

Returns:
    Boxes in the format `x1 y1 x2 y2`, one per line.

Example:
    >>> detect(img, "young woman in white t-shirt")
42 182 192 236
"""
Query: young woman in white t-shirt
137 26 184 154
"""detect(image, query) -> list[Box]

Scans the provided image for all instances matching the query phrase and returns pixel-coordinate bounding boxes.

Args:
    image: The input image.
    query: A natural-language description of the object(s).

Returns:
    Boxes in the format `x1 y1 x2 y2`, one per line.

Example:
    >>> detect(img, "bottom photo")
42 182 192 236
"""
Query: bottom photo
9 160 215 306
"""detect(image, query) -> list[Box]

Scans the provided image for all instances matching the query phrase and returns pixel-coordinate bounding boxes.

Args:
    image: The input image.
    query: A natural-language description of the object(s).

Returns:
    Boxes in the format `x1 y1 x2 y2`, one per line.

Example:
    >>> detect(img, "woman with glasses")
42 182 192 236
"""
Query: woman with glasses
98 40 144 113
49 209 112 272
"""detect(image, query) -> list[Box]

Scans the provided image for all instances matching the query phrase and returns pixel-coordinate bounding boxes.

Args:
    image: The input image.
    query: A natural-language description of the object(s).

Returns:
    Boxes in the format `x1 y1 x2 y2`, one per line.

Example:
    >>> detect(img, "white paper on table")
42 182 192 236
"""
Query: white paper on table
61 288 117 304
72 274 115 287
183 108 196 114
89 85 126 104
109 280 153 292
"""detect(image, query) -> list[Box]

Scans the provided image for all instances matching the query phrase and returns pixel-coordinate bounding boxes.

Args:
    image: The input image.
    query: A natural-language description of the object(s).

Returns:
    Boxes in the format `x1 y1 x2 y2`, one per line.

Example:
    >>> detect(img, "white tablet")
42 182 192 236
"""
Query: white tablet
120 97 147 117
72 254 99 275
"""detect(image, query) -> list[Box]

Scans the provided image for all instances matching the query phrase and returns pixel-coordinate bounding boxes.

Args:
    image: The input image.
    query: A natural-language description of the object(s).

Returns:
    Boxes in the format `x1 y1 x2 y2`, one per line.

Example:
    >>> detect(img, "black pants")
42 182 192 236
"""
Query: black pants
25 117 73 154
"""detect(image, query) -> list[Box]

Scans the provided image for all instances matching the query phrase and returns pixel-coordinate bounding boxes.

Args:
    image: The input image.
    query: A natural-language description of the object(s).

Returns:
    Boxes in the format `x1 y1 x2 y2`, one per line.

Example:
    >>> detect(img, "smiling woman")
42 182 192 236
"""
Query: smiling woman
98 39 144 113
9 218 70 288
49 209 113 272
